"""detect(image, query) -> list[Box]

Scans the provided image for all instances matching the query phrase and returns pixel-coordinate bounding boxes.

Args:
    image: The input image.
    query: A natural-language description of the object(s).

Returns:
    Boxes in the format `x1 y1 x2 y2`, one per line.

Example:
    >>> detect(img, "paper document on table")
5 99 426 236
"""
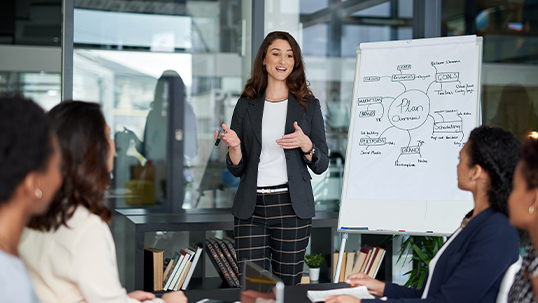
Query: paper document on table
307 286 375 302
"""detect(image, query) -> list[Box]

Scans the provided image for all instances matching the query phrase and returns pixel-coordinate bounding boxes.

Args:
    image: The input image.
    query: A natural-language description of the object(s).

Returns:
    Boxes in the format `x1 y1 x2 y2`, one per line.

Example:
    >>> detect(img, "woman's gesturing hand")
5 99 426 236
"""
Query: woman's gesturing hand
346 273 385 297
276 121 312 153
214 123 241 149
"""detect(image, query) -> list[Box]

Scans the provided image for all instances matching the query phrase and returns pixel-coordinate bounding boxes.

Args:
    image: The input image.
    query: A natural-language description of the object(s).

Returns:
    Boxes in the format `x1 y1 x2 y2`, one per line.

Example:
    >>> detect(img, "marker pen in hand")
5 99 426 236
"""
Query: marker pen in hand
215 128 224 146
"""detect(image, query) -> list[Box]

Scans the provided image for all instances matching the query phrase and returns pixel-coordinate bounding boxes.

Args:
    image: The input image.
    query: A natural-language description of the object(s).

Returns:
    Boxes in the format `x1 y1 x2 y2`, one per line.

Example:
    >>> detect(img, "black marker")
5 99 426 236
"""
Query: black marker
215 128 224 146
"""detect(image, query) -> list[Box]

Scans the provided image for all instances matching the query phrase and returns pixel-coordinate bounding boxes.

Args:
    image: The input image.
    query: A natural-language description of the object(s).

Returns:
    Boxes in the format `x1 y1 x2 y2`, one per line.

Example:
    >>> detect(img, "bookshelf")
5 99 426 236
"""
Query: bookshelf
112 208 340 292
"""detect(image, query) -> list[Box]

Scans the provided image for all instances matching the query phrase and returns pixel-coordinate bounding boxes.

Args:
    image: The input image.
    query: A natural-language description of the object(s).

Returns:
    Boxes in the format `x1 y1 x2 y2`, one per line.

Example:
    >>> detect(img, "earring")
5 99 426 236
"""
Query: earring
35 188 42 199
530 205 535 215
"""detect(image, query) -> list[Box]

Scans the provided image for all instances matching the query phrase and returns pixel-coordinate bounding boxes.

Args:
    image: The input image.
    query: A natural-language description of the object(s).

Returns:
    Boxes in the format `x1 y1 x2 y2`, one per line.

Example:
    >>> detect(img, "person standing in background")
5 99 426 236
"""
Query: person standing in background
215 31 329 286
0 95 63 302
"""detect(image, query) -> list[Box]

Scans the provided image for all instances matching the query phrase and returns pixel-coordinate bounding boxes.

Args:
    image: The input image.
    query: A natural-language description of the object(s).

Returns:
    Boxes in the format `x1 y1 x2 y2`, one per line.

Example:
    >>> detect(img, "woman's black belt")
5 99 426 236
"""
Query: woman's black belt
256 183 288 194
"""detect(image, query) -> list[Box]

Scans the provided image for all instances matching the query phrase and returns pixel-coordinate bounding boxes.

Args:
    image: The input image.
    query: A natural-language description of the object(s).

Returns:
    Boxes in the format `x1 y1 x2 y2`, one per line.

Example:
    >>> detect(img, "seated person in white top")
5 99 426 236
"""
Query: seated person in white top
0 95 63 303
326 126 521 303
20 101 186 303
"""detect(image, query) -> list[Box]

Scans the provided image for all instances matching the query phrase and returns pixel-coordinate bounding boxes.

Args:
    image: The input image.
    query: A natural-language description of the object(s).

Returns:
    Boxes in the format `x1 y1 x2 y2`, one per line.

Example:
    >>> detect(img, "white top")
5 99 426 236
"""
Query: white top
257 100 288 187
421 228 463 299
0 248 40 303
19 206 164 303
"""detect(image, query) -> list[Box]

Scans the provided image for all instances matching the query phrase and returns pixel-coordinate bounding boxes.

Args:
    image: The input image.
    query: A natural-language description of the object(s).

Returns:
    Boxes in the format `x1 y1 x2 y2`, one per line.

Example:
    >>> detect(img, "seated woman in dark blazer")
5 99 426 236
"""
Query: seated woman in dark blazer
326 126 521 303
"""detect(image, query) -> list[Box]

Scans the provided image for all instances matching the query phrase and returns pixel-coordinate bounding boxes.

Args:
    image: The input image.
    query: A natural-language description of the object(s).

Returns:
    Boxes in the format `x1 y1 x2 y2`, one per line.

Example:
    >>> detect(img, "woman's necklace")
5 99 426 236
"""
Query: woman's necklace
0 233 18 255
265 96 288 102
460 216 471 228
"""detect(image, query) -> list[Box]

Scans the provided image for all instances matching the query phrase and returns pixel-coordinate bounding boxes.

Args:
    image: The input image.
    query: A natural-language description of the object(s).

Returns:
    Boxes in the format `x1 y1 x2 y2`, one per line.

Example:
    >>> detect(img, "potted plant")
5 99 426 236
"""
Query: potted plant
395 236 443 288
304 253 325 281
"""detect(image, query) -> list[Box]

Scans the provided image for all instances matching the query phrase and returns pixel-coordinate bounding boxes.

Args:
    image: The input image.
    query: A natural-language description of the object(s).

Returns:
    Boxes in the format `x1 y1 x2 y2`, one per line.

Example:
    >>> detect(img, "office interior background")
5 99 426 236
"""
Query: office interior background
2 0 538 290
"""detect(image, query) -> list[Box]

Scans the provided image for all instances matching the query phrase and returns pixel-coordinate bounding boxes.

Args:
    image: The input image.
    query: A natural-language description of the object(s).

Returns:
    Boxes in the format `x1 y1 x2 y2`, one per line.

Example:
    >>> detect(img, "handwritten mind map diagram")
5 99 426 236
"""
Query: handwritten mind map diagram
346 38 478 201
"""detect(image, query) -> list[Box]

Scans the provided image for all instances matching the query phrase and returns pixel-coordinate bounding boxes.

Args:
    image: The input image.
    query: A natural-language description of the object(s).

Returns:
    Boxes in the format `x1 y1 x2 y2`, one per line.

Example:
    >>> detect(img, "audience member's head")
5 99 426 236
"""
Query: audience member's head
458 125 521 216
508 132 538 231
0 95 61 215
28 101 114 231
0 95 61 255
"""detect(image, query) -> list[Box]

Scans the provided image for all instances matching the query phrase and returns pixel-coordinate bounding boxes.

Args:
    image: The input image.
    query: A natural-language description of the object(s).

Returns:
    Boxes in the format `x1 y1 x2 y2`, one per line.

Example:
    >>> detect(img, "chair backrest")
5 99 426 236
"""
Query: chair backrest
496 257 522 303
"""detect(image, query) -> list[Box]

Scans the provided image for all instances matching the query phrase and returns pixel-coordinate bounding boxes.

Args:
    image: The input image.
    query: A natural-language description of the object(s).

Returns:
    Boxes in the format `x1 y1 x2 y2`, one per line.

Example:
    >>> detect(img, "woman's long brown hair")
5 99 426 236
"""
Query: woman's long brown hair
241 31 315 109
28 101 111 231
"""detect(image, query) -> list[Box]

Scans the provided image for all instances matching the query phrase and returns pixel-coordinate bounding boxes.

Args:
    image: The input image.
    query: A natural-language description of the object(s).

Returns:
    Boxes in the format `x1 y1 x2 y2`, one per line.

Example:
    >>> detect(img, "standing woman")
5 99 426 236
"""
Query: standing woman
0 95 63 302
507 132 538 303
215 31 329 286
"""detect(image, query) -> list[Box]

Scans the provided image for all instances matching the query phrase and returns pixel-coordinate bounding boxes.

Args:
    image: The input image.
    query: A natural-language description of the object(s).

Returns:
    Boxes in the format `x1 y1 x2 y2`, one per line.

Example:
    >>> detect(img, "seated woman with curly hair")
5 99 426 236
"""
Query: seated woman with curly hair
326 126 521 303
19 101 186 303
507 132 538 303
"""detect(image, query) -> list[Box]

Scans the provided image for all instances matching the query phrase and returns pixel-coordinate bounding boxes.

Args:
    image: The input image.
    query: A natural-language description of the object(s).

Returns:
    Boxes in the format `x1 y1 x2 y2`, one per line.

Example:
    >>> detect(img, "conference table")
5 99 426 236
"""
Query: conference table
184 282 349 303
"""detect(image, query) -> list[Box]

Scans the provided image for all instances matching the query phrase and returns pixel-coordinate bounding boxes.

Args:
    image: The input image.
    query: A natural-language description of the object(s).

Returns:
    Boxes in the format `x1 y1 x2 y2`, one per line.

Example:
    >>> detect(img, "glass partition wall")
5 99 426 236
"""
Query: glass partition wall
71 0 245 211
441 0 538 140
68 0 417 213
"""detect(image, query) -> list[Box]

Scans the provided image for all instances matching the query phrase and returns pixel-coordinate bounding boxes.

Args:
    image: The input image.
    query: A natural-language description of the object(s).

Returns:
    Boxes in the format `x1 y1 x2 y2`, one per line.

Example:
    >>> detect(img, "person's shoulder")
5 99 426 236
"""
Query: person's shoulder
57 206 109 241
306 97 320 105
0 249 32 293
478 210 519 241
0 250 37 301
74 206 108 230
236 96 254 107
302 97 321 113
487 210 513 226
236 95 263 111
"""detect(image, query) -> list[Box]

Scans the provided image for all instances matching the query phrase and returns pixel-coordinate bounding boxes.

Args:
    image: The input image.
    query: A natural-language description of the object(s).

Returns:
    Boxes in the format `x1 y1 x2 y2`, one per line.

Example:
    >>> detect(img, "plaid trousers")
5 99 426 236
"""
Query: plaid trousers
234 190 312 286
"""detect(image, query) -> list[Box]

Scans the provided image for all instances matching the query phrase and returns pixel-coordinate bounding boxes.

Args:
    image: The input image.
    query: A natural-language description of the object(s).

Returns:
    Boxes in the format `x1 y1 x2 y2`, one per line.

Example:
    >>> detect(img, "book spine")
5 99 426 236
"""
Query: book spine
206 240 236 287
169 253 189 290
344 252 355 280
339 252 347 282
181 246 203 290
176 261 192 290
372 249 386 278
172 251 191 290
366 247 379 277
217 239 240 276
360 250 372 273
223 238 237 262
332 251 338 281
164 255 184 290
352 251 366 274
143 249 154 291
163 252 180 289
209 239 240 286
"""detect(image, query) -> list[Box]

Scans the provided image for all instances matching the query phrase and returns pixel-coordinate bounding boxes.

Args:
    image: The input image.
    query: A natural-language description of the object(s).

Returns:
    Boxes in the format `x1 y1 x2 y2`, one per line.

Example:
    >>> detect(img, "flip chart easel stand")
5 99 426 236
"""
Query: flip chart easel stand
333 231 348 283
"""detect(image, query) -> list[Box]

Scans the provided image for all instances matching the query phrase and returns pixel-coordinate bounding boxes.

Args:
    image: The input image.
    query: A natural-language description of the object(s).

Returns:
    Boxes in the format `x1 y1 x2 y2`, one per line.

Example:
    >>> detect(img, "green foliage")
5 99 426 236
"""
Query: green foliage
394 236 444 289
304 253 325 268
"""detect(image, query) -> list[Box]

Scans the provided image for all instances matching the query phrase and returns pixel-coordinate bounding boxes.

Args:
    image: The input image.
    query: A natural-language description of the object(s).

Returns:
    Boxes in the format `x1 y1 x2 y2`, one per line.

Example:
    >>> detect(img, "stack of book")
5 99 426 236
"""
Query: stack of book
205 237 240 288
332 245 386 282
148 243 203 291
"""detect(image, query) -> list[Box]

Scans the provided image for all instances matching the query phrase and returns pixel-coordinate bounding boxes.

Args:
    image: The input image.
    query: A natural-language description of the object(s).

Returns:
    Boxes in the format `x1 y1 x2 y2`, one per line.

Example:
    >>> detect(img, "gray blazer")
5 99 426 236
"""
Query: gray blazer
226 92 329 220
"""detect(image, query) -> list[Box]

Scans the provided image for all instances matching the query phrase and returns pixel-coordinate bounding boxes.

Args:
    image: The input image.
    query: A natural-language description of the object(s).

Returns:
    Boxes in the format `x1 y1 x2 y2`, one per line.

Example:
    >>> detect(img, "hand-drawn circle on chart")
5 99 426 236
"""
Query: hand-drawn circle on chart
388 90 430 130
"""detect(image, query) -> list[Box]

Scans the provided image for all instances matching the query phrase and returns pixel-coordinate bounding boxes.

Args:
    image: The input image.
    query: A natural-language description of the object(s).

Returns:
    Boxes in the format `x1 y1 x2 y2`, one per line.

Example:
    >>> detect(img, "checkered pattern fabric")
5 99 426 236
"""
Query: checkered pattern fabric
234 191 312 286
